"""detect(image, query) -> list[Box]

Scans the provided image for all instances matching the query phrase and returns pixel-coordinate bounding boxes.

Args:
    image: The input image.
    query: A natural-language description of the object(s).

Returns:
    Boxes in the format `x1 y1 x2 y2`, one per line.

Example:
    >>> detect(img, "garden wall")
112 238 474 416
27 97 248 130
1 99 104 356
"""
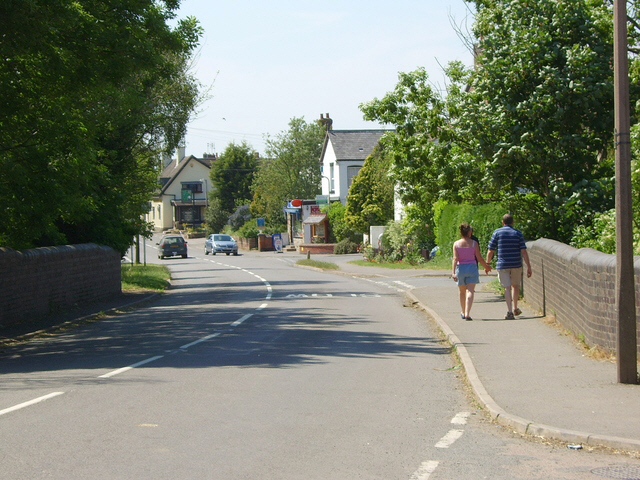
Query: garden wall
0 244 121 328
236 236 257 250
524 238 640 355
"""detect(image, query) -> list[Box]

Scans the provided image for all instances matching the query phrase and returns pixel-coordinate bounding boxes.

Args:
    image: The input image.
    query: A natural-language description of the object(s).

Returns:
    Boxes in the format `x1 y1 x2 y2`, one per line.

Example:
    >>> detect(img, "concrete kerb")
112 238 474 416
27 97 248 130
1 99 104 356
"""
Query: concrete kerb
405 290 640 453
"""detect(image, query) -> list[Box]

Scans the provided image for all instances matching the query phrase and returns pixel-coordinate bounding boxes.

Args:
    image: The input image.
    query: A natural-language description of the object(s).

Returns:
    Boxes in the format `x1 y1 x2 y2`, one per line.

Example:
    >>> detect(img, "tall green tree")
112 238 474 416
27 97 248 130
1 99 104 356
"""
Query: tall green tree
209 142 258 214
462 0 617 241
0 0 202 253
360 63 472 242
251 117 325 227
362 0 625 244
344 145 395 234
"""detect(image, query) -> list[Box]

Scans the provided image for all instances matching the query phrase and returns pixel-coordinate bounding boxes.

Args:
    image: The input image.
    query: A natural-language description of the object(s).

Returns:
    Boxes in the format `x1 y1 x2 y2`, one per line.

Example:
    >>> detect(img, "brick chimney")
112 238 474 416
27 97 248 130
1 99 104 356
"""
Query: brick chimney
318 113 333 131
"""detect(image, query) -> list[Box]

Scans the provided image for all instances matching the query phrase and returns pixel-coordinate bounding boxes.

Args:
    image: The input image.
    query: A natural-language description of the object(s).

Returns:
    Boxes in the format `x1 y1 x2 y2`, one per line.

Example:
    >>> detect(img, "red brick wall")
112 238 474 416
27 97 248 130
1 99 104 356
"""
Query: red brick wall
236 236 257 250
0 244 121 327
298 243 335 254
524 238 639 355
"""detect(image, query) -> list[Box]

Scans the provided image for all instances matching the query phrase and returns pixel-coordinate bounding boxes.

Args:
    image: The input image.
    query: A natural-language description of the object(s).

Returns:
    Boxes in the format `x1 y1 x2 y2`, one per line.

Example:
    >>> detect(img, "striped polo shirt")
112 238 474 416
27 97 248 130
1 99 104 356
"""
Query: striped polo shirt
487 225 526 269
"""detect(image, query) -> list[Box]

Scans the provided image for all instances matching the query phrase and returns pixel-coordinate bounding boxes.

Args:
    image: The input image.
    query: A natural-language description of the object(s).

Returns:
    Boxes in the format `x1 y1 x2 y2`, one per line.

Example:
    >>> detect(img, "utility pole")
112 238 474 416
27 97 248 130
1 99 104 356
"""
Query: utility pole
613 0 638 384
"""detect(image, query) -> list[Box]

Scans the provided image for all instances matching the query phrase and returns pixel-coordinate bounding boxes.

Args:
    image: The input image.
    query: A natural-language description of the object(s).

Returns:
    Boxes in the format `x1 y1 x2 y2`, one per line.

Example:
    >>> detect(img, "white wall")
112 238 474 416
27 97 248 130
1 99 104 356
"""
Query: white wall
321 142 337 198
370 226 386 248
394 183 406 222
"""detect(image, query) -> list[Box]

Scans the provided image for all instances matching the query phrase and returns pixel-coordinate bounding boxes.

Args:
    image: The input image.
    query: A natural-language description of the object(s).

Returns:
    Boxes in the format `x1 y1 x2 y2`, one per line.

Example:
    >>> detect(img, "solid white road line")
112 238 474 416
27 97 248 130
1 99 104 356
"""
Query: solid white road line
435 429 464 448
0 392 65 417
410 460 440 480
99 355 164 378
393 280 415 290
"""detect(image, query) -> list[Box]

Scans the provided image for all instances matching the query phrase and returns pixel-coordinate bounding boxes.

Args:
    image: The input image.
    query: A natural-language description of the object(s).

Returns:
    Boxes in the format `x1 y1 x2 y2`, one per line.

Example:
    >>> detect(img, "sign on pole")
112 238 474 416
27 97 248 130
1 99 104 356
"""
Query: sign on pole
315 195 329 205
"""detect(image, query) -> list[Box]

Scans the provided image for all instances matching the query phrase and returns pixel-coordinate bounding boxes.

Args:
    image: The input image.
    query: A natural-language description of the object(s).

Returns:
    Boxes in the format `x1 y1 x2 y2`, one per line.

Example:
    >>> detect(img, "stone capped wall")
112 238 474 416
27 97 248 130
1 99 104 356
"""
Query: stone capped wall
524 238 639 355
0 244 121 327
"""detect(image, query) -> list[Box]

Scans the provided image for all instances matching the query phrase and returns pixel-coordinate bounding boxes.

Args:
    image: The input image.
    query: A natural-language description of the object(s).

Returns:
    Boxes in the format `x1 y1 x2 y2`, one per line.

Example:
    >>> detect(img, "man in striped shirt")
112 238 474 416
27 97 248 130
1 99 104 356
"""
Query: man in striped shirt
486 214 533 320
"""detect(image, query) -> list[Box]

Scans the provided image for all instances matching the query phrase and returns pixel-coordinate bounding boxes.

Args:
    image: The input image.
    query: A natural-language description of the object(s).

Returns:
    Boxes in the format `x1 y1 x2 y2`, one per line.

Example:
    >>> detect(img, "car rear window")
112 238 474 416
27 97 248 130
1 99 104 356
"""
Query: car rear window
164 237 184 245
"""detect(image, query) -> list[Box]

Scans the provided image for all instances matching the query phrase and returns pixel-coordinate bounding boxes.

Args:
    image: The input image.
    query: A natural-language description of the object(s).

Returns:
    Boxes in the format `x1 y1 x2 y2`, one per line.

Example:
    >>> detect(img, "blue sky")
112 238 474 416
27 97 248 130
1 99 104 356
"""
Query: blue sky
173 0 475 156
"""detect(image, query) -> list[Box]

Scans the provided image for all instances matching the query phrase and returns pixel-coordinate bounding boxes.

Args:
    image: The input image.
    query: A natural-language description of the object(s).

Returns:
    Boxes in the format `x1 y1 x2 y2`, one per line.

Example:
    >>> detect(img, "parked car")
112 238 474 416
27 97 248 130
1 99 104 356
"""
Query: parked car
205 234 238 256
157 235 188 259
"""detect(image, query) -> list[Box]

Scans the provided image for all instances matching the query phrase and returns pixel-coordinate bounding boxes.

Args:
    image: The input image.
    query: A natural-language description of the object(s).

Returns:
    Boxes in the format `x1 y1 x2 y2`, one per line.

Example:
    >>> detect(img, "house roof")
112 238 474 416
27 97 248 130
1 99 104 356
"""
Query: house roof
303 213 328 225
320 129 392 162
159 155 213 194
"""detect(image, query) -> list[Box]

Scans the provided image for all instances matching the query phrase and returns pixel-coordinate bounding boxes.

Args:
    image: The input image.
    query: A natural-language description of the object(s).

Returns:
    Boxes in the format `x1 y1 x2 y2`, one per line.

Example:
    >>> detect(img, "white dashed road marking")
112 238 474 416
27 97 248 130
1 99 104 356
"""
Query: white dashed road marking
99 258 272 379
231 314 253 327
0 392 65 417
180 332 222 349
435 429 465 448
410 460 440 480
99 355 165 378
451 411 471 425
411 412 471 478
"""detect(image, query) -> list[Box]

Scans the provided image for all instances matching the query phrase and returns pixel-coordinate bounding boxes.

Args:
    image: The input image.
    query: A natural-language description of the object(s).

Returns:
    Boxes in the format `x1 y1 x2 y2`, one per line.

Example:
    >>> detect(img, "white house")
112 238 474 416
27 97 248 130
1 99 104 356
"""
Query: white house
319 129 389 205
146 148 216 231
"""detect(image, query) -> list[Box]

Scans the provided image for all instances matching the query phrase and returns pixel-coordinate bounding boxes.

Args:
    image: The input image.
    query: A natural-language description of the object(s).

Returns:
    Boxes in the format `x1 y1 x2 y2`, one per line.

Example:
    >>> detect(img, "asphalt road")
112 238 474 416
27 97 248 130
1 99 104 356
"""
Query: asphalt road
1 239 639 479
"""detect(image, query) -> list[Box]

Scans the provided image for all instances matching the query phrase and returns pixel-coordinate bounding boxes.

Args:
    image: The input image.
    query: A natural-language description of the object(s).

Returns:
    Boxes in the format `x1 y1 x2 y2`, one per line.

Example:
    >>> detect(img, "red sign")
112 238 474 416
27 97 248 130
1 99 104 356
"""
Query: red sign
291 198 302 207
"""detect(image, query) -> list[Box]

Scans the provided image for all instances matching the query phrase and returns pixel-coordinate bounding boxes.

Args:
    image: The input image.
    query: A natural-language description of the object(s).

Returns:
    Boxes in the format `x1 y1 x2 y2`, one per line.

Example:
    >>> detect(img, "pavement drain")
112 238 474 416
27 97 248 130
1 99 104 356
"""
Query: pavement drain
590 465 640 479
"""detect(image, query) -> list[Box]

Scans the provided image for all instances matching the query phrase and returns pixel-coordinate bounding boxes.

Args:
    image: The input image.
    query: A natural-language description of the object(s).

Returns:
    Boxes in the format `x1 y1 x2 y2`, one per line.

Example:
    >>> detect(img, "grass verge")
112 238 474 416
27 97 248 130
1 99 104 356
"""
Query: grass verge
296 259 339 270
121 264 171 291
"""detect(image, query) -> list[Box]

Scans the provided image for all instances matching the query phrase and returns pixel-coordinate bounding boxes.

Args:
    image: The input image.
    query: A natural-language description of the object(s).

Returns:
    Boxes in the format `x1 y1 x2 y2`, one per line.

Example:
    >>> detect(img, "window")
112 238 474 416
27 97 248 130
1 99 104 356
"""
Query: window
179 206 201 223
181 182 203 193
347 166 361 189
329 163 335 193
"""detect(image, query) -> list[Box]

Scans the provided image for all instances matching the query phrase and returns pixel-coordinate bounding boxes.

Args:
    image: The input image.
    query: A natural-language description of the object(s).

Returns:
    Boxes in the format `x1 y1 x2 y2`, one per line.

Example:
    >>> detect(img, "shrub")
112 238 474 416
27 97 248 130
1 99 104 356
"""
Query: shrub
379 221 409 261
228 205 252 231
237 219 259 238
571 209 617 254
323 201 361 243
334 238 358 254
361 242 376 261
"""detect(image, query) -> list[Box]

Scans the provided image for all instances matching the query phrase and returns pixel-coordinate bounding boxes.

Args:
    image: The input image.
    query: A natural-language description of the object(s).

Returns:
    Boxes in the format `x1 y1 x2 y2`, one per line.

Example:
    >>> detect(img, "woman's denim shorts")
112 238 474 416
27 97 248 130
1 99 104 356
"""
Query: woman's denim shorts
456 263 479 286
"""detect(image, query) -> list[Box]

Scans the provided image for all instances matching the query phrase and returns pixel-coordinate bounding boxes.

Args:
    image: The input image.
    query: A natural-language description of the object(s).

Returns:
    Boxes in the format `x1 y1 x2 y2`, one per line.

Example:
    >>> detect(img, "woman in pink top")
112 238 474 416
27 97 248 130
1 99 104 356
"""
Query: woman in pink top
452 223 491 321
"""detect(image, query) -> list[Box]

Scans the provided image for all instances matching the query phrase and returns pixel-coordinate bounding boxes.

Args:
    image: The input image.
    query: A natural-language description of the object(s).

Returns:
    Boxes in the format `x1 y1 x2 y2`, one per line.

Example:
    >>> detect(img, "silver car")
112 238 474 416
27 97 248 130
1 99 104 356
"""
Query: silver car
205 234 238 256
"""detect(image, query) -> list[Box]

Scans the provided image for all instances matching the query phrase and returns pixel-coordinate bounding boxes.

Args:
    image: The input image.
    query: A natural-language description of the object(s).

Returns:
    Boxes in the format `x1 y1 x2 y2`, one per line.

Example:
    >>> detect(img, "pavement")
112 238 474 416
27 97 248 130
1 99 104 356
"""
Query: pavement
2 250 639 454
328 255 640 454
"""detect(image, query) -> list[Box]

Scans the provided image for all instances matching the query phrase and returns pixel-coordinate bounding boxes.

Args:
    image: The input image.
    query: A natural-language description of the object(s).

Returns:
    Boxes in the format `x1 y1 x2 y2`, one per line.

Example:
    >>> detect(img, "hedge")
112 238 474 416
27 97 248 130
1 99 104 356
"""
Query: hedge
436 203 505 258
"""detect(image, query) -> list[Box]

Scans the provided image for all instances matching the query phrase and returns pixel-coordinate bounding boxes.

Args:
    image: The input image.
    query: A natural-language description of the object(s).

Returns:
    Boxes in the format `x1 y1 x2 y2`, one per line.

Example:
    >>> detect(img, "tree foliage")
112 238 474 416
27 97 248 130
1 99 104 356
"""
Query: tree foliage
0 0 202 253
204 196 230 235
251 117 325 227
462 0 617 241
361 0 630 245
344 145 395 234
209 141 258 214
322 201 349 243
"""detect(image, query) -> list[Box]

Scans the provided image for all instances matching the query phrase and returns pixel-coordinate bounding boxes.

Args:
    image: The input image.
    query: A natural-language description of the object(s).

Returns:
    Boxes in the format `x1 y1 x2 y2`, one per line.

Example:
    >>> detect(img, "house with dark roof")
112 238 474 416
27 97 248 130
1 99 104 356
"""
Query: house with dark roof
145 147 216 231
319 129 390 205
